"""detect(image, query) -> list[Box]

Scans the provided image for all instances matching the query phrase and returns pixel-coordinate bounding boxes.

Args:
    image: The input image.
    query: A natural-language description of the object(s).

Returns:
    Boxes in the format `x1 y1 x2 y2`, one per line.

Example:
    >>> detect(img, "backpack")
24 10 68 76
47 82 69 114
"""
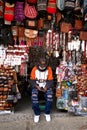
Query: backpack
14 1 25 22
56 0 65 11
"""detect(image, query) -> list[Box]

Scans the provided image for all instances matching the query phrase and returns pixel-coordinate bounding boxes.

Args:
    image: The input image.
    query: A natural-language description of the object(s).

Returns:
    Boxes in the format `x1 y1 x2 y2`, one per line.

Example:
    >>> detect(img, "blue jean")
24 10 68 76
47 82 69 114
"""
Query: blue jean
31 87 53 115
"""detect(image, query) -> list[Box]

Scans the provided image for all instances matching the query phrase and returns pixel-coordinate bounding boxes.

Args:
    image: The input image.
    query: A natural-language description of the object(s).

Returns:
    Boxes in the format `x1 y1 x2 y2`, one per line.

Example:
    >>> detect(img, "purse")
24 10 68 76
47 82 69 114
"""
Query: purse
74 19 83 30
24 2 38 19
60 22 72 33
14 1 25 22
79 31 87 40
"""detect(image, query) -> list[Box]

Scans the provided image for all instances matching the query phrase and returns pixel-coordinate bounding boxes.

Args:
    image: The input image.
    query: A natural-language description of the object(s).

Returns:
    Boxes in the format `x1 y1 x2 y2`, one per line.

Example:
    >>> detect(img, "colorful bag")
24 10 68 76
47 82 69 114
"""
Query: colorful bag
37 0 47 12
47 0 56 14
4 2 15 21
14 1 25 22
24 2 38 19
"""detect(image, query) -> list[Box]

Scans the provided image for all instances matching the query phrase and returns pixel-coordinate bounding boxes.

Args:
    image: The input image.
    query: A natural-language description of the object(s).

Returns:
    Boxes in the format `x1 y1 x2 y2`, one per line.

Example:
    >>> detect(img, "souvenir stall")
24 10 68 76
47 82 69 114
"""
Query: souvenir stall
0 0 87 115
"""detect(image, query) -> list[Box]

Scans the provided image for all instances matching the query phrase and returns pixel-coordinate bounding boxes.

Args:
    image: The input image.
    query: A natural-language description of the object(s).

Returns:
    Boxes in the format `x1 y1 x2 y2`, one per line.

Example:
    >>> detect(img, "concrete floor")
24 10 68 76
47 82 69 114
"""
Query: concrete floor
0 93 87 130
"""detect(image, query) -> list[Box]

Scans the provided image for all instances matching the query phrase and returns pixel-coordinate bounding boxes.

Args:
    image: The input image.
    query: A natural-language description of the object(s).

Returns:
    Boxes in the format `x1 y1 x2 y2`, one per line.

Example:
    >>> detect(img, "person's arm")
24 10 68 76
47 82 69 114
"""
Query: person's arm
30 66 37 87
46 66 54 88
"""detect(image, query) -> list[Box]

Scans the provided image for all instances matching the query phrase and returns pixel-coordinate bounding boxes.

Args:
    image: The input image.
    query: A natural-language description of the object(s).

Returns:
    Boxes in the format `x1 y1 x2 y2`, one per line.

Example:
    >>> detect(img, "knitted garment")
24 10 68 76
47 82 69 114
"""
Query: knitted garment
47 0 56 14
4 3 14 21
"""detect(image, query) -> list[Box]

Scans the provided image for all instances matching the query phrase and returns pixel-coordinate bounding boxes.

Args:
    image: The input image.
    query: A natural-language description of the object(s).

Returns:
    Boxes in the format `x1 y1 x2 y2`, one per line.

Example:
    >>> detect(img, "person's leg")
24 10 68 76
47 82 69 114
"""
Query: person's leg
31 87 41 116
44 87 53 114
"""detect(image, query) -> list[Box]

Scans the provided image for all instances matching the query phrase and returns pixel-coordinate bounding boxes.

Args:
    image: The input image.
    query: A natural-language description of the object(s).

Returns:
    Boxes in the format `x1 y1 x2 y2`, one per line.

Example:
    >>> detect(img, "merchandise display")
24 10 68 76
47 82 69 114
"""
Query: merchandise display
0 0 87 115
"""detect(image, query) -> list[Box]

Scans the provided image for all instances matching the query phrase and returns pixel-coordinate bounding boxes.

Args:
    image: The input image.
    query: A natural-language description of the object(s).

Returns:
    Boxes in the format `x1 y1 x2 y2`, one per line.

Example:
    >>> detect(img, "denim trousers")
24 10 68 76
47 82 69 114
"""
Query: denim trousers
31 87 53 115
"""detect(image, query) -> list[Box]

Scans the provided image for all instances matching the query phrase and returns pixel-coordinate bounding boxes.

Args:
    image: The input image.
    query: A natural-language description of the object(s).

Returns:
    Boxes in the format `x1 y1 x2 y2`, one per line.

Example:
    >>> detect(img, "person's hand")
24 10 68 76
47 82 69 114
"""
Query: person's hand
36 85 41 91
42 86 48 92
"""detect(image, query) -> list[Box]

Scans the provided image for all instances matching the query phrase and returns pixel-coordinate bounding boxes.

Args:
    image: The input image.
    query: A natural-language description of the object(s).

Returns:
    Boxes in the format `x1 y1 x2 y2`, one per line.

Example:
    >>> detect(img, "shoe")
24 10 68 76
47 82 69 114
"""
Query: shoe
45 114 51 122
34 115 40 123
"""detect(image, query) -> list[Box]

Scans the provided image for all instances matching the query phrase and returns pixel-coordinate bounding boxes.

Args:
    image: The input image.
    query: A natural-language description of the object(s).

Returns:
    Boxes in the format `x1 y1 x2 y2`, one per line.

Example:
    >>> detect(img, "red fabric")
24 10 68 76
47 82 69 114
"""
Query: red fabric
4 6 14 21
47 0 56 14
27 0 37 4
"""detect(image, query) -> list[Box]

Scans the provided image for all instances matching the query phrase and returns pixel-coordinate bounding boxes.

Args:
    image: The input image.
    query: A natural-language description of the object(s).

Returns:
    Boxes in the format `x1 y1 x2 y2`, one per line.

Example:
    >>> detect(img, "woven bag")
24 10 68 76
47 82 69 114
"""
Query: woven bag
24 2 38 19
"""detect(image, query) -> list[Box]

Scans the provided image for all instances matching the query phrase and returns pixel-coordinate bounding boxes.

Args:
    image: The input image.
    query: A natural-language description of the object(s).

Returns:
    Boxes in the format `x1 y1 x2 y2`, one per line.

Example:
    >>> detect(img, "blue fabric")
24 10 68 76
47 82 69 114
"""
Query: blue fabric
31 87 53 115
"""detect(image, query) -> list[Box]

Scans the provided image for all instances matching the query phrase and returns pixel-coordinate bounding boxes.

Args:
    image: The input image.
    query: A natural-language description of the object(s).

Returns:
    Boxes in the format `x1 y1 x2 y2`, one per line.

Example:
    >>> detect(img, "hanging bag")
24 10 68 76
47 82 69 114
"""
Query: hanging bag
65 0 76 11
74 19 83 30
79 31 87 41
37 0 47 12
4 2 15 22
60 22 72 33
47 0 56 14
56 0 65 11
14 1 25 22
24 2 38 19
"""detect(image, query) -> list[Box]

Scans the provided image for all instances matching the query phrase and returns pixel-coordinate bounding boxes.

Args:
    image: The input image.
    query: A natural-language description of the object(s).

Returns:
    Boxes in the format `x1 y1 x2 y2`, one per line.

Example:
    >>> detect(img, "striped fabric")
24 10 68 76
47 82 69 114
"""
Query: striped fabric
24 3 38 19
65 0 76 10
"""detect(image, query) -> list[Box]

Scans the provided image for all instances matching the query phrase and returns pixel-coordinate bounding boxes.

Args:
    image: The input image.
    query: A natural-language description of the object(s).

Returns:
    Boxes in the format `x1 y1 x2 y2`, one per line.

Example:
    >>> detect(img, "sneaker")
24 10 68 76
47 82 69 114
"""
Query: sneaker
45 114 51 122
34 115 40 123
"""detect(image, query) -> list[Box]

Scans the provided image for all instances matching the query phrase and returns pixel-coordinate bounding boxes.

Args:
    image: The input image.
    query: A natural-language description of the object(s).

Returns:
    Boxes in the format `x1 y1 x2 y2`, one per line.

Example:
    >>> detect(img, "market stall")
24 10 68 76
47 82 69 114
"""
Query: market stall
0 0 87 115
